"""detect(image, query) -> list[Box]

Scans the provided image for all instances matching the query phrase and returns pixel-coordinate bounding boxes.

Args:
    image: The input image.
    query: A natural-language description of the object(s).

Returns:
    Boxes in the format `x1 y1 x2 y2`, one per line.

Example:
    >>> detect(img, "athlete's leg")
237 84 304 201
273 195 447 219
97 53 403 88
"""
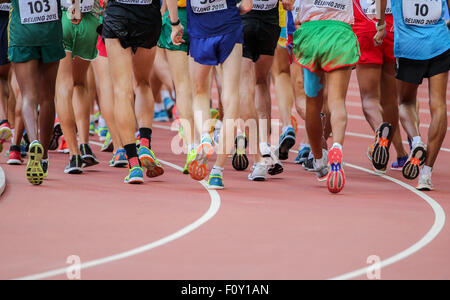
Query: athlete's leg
72 57 92 145
356 64 383 131
305 70 325 160
425 71 448 168
0 64 9 122
397 80 420 139
272 46 294 129
190 61 213 139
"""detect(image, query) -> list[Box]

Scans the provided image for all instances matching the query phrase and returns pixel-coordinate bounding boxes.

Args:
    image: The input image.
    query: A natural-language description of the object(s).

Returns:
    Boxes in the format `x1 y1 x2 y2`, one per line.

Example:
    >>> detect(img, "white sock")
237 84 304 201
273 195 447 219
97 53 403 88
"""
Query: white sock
154 102 165 112
308 151 314 159
215 120 222 130
211 165 224 177
300 143 310 150
172 91 176 100
161 90 171 100
201 133 211 143
332 143 343 151
421 165 432 176
282 126 293 134
98 116 106 129
412 136 422 148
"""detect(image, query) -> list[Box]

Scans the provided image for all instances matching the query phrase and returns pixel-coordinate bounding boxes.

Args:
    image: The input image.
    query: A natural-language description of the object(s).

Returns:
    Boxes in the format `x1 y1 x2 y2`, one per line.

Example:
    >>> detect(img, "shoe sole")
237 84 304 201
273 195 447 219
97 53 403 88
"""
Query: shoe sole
208 184 224 190
277 135 296 161
327 148 345 194
82 155 100 167
125 177 144 184
402 146 427 180
140 155 165 178
26 143 44 185
64 167 83 175
189 143 213 181
49 124 62 151
248 176 266 182
101 141 114 152
232 136 249 171
372 123 393 171
111 161 129 168
417 184 434 191
7 159 22 165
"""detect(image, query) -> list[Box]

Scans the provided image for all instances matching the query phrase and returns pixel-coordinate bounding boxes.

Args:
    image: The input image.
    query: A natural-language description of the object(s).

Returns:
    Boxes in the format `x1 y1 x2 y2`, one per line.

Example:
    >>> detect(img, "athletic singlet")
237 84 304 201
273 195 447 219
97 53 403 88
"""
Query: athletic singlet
391 0 450 60
242 0 279 25
186 0 242 38
296 0 354 24
353 0 394 33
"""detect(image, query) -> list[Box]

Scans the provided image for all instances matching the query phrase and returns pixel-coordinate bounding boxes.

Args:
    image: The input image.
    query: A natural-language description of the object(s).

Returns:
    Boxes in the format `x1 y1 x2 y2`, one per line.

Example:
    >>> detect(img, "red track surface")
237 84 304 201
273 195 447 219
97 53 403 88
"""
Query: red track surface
0 73 449 280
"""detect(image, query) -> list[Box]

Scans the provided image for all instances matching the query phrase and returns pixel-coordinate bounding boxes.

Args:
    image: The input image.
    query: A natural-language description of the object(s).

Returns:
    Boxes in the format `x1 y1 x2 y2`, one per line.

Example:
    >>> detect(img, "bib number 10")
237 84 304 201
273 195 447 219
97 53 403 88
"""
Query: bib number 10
402 0 442 26
414 3 428 16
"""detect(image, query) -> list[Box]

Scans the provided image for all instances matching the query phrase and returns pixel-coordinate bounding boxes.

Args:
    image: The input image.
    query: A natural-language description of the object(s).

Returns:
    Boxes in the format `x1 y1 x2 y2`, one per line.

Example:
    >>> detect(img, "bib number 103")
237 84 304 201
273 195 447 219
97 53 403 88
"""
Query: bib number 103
19 0 59 24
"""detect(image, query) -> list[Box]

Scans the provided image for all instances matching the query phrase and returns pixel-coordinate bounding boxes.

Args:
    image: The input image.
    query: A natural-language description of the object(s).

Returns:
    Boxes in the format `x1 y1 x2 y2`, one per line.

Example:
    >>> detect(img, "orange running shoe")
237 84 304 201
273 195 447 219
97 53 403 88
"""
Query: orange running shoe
327 147 345 194
189 135 214 181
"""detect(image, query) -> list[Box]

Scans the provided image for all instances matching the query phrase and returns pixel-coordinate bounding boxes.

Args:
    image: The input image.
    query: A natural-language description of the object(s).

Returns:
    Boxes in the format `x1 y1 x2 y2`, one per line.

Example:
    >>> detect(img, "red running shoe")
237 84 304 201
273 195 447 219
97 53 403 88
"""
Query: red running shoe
57 136 69 154
327 147 345 194
7 150 23 165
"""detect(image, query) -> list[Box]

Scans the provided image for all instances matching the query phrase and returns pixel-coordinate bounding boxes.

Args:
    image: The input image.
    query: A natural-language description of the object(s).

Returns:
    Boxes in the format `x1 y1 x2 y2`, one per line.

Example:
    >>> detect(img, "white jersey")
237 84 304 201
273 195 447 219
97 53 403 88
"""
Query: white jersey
296 0 354 25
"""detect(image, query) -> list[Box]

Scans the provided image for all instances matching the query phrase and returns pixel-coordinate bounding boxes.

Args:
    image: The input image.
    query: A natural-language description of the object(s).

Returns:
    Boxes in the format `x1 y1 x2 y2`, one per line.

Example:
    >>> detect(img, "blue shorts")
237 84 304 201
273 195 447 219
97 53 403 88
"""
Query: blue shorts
0 13 9 66
189 28 244 66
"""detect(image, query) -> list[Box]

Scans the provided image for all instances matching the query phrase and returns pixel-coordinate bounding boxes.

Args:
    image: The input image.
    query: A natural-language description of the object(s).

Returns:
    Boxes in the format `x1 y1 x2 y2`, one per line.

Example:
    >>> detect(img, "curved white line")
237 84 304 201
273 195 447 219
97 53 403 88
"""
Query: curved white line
14 157 221 280
288 149 446 279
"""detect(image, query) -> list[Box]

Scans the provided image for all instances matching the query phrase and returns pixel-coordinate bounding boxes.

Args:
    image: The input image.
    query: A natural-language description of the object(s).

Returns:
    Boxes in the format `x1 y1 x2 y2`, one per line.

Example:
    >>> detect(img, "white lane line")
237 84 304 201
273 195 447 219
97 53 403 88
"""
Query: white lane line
288 149 446 280
15 145 221 280
330 163 446 280
345 101 450 117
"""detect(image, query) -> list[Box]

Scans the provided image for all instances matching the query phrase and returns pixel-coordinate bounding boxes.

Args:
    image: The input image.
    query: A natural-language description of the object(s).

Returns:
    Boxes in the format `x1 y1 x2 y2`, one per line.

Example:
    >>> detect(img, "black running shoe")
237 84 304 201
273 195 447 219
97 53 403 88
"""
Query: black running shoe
372 122 393 171
232 135 249 171
65 155 83 174
276 127 296 161
303 157 315 172
80 144 99 167
49 122 63 151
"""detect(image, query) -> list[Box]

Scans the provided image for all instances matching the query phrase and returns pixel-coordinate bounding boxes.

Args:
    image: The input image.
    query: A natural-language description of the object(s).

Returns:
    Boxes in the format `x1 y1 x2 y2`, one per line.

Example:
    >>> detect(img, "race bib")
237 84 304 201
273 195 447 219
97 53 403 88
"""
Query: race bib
402 0 442 25
252 0 278 11
19 0 59 24
293 0 301 15
190 0 228 14
359 0 392 16
61 0 95 13
116 0 152 4
313 0 349 11
0 3 11 11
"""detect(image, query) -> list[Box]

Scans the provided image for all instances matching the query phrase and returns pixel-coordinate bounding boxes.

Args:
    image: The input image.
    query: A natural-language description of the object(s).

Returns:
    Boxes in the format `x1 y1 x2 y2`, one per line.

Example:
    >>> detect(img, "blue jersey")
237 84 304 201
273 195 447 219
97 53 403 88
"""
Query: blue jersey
392 0 450 60
187 0 242 38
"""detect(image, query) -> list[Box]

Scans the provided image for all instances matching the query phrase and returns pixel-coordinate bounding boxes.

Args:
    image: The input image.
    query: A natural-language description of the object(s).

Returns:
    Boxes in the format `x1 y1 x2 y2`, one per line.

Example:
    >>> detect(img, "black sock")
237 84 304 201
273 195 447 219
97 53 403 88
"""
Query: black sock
0 119 8 126
124 143 140 168
139 128 152 148
10 145 20 152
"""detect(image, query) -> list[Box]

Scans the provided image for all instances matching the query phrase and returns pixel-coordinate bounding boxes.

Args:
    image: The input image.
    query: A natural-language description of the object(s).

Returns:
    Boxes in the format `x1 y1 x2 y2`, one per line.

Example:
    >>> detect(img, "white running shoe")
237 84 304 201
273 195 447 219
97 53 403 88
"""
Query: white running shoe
417 172 434 191
260 142 283 176
248 162 267 181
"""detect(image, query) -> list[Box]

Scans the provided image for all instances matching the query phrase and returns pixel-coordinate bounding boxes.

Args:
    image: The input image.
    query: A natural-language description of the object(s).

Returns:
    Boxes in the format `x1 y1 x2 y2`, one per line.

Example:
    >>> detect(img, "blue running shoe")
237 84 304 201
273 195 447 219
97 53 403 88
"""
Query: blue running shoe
277 126 296 160
97 127 108 141
163 97 175 119
20 143 27 157
391 155 408 171
294 146 311 164
154 109 170 122
110 149 129 168
124 166 144 184
208 174 224 190
138 146 164 178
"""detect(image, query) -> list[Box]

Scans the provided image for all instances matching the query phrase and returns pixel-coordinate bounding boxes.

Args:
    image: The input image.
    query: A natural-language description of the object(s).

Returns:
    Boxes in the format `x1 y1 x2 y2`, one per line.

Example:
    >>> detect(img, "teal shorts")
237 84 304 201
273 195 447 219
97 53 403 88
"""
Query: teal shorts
8 43 66 64
62 11 99 60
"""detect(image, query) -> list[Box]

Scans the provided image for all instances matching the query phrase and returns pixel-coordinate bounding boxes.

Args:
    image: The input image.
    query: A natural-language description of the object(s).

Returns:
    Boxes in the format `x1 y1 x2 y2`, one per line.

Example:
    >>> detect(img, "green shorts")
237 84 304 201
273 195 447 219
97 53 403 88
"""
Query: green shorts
293 20 360 72
158 8 189 53
8 43 66 64
62 11 99 60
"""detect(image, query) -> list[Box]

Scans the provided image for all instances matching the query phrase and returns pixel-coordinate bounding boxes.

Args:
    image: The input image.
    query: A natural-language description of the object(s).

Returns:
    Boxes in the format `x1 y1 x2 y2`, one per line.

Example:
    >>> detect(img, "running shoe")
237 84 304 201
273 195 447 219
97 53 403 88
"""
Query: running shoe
303 152 315 172
276 126 296 160
80 144 99 167
97 126 108 141
248 162 267 181
0 122 12 153
49 120 63 151
208 174 224 190
371 122 393 171
402 142 427 180
20 143 28 157
416 172 434 191
163 97 175 119
294 145 311 165
189 135 214 181
232 135 249 171
109 149 128 168
260 142 283 176
313 150 329 182
183 149 196 175
367 144 386 174
57 136 69 154
65 155 83 174
26 141 45 185
101 131 114 152
124 166 144 184
89 121 96 136
327 147 345 194
7 147 23 165
391 155 409 171
154 109 170 122
41 159 49 178
138 146 165 178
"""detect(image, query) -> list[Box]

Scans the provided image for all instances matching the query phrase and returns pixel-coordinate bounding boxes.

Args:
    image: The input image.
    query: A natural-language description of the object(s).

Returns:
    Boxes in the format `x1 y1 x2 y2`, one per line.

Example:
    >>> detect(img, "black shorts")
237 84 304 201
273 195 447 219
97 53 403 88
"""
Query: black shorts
0 13 9 66
395 49 450 85
242 19 280 62
102 1 162 53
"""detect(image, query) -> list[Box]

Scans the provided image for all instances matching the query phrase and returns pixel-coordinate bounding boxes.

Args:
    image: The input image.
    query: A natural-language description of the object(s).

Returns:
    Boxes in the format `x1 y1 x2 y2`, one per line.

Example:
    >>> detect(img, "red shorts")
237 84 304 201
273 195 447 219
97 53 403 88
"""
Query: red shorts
97 36 107 58
357 30 395 65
